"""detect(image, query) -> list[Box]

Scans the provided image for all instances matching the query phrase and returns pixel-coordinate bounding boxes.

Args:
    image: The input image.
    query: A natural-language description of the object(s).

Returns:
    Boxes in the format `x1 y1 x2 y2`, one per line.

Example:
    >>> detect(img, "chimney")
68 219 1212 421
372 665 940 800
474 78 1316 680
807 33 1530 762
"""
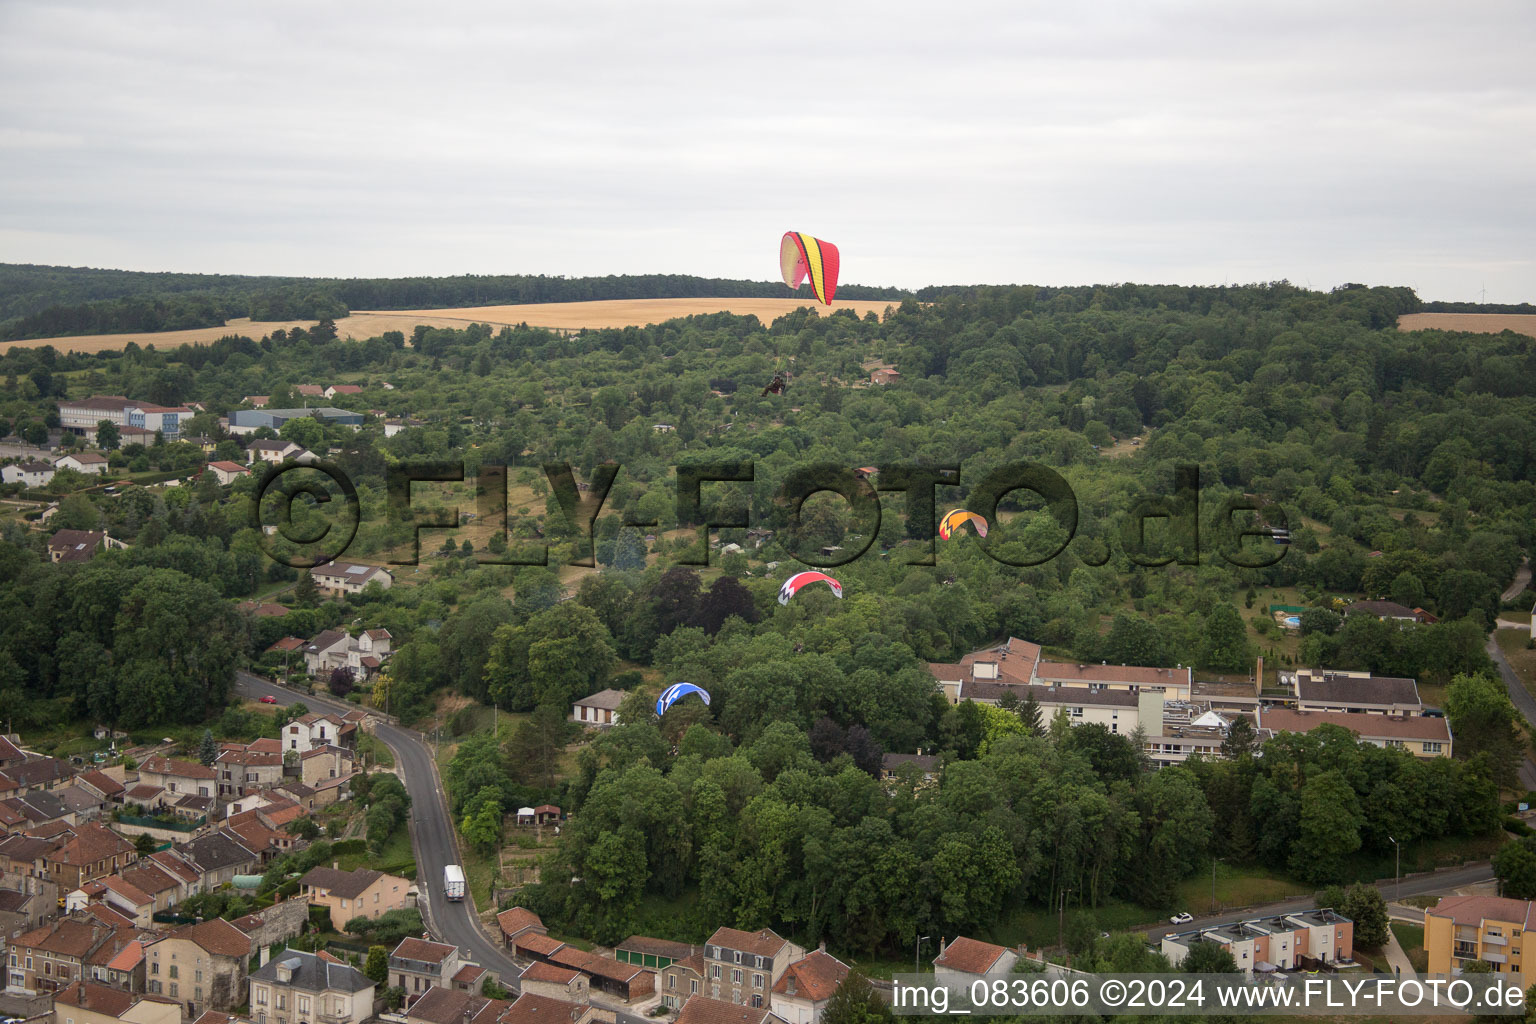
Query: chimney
333 861 339 871
80 985 88 1007
818 940 826 954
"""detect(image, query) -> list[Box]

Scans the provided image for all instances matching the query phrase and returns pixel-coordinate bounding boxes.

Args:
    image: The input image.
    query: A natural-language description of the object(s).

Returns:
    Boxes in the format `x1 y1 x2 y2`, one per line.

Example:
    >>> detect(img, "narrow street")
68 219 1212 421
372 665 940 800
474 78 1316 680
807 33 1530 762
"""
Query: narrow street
233 672 653 1024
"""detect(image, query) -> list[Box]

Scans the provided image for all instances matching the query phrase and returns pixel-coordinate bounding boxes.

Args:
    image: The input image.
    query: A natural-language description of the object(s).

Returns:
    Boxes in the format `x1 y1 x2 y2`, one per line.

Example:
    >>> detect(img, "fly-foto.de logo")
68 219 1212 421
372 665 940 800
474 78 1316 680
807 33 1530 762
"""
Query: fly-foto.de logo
250 459 1289 571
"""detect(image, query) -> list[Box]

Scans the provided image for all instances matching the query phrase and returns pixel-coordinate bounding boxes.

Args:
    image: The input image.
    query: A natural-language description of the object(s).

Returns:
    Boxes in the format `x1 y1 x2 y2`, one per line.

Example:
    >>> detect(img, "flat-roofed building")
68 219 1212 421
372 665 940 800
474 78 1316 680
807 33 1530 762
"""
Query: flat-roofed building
1162 909 1353 972
1032 661 1193 700
1287 669 1421 715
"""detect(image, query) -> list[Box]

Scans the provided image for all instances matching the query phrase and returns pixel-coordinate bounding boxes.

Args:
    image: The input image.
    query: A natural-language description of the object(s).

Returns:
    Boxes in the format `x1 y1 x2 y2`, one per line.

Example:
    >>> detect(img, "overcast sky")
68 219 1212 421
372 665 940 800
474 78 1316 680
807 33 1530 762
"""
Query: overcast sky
1 0 1533 302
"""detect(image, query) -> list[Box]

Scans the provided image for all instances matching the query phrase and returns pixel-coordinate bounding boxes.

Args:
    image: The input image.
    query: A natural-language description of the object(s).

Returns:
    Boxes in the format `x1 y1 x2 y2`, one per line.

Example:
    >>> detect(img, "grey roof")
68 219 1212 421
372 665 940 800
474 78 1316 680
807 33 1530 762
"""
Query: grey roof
176 830 258 872
300 866 382 900
882 753 940 773
575 688 626 711
4 757 73 787
1295 672 1419 708
250 949 374 993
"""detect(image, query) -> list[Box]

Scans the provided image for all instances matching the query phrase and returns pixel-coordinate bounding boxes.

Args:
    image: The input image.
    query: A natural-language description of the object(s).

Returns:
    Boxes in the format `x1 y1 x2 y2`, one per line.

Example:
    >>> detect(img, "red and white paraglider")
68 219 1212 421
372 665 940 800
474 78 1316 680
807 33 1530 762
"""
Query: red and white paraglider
778 570 844 605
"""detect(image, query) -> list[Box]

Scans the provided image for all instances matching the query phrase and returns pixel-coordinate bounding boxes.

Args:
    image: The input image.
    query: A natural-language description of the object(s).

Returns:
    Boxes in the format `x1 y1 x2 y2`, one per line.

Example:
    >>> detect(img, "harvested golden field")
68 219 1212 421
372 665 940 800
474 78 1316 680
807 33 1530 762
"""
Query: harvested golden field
0 297 898 354
350 296 897 330
1398 312 1536 339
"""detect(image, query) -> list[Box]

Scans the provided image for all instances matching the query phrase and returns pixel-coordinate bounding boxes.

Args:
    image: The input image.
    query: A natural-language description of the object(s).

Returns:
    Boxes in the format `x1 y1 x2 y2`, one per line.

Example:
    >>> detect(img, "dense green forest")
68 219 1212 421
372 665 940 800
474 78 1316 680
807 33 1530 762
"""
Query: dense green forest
0 277 1532 952
0 263 911 340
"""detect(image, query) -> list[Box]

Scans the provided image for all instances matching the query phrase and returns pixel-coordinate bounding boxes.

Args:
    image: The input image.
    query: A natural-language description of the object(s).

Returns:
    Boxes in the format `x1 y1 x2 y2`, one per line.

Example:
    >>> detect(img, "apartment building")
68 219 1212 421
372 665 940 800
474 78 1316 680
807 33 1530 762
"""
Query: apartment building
1426 896 1536 984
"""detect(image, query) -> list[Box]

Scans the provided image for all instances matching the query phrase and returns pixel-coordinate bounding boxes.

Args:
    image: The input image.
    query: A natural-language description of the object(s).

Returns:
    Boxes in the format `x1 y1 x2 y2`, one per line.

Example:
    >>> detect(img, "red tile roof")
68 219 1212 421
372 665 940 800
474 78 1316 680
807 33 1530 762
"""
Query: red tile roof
772 950 848 1002
1428 895 1536 929
394 936 457 964
55 981 134 1017
166 917 252 958
497 993 589 1024
520 962 581 985
498 906 545 938
516 932 565 957
673 995 780 1024
933 936 1009 974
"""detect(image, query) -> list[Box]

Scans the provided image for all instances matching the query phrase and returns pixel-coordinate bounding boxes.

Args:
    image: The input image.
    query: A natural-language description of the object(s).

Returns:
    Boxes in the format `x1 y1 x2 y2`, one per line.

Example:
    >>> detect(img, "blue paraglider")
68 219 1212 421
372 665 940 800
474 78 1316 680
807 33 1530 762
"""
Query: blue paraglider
656 682 711 717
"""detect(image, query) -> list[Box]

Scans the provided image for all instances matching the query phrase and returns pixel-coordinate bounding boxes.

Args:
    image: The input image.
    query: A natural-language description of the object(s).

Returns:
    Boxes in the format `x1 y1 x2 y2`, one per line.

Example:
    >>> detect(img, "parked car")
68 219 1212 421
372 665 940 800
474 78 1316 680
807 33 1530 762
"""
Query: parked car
260 695 279 704
1170 912 1194 925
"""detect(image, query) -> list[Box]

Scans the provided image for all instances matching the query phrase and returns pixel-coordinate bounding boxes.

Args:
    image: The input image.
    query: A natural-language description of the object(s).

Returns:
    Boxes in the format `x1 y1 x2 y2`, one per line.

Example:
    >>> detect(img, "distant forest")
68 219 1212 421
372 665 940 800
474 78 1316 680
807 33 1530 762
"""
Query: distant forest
0 264 913 341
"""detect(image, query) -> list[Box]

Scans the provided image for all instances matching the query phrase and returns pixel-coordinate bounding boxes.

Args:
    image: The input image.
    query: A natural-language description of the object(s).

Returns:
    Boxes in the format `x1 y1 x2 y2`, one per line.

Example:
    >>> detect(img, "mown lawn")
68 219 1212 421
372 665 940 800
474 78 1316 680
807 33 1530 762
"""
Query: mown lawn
1175 862 1312 914
1390 922 1429 973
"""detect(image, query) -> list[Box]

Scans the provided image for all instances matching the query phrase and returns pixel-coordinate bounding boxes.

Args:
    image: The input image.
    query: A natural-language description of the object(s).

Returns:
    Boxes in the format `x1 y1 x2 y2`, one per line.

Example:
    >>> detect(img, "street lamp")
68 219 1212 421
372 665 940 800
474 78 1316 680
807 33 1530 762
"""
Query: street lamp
915 935 930 976
1389 837 1401 902
1058 887 1073 950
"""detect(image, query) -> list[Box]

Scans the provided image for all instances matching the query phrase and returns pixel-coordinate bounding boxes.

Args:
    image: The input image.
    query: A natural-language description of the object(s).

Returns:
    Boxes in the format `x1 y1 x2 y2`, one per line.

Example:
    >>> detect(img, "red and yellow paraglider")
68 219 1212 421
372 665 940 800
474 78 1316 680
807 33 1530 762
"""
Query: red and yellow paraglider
939 509 988 540
780 232 839 305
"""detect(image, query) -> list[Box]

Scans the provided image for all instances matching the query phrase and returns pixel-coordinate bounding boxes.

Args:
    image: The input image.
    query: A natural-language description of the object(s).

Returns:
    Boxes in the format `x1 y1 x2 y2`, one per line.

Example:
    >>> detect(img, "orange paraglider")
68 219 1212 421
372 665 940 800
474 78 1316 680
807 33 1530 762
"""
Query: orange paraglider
939 509 988 540
780 232 840 305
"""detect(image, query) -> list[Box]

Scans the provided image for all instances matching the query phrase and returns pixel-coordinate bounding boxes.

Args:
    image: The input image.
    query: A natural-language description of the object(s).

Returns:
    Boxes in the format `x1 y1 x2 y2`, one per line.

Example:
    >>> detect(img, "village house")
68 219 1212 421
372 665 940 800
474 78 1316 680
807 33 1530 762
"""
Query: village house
1345 600 1430 623
300 628 392 680
658 954 705 1012
496 907 547 949
47 528 124 564
548 948 653 1002
323 385 364 400
45 824 138 892
248 948 375 1024
879 753 939 785
703 928 805 1009
52 980 181 1024
389 937 462 1004
144 919 252 1018
572 690 626 728
244 440 305 465
55 453 110 477
206 462 249 486
769 951 848 1024
215 745 284 799
173 832 260 891
135 758 216 802
932 936 1016 980
308 564 393 599
2 462 56 488
674 995 787 1024
299 866 411 931
282 711 357 755
7 912 134 993
298 746 354 788
518 961 588 1003
2 754 75 796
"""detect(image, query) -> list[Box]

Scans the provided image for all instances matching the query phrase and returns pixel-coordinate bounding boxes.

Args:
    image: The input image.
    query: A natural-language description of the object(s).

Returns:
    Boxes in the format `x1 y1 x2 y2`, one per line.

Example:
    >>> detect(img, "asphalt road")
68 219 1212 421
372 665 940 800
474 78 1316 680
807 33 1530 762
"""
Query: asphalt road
1482 635 1536 791
1134 861 1494 939
233 672 525 989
